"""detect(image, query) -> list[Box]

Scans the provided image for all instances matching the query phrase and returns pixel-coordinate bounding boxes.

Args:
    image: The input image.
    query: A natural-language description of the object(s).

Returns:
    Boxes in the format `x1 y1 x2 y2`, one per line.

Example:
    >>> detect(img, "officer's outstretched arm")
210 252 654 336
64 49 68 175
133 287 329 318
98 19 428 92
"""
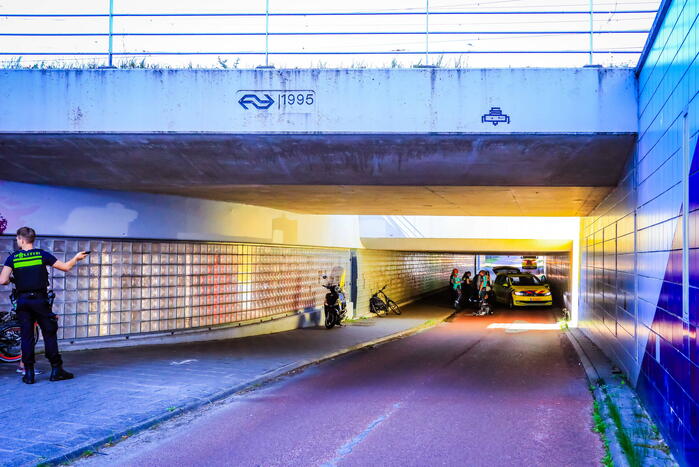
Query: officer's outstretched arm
0 266 12 285
52 252 89 272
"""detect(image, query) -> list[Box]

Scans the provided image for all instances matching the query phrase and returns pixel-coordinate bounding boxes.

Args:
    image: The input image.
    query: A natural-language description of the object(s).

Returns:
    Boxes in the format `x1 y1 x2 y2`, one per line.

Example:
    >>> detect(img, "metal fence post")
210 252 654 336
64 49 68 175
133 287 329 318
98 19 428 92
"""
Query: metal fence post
265 0 270 67
588 0 594 65
108 0 114 67
425 0 430 66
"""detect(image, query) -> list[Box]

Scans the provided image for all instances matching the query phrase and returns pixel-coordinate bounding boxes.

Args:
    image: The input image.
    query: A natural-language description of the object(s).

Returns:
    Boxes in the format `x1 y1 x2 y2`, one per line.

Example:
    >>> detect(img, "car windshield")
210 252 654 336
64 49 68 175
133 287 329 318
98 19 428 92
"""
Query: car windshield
510 275 541 286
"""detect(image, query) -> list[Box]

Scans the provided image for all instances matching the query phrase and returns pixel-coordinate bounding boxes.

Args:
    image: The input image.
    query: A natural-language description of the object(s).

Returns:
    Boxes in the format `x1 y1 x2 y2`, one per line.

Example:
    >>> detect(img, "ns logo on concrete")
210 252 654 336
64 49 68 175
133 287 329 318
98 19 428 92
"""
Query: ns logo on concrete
238 93 275 110
237 90 316 114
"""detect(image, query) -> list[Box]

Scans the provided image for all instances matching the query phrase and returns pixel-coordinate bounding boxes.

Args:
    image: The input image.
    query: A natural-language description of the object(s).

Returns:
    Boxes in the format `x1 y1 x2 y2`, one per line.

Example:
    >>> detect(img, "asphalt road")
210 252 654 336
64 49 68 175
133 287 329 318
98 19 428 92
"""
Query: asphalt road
78 306 604 467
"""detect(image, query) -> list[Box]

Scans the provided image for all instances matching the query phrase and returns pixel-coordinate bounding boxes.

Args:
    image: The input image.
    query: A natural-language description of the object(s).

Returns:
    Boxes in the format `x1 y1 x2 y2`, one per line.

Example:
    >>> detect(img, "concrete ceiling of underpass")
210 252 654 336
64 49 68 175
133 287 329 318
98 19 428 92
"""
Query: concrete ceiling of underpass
163 185 610 216
360 238 574 253
0 132 633 216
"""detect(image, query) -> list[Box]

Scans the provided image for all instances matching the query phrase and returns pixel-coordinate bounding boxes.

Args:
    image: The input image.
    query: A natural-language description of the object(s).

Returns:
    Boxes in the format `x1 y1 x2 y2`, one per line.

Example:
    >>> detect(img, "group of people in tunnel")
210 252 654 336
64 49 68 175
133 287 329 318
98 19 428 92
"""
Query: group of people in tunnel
449 268 492 308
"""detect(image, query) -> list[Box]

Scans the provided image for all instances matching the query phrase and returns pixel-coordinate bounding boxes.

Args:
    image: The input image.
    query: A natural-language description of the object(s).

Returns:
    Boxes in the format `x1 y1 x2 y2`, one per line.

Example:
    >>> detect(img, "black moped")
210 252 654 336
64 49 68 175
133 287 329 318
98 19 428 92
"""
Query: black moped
322 275 347 329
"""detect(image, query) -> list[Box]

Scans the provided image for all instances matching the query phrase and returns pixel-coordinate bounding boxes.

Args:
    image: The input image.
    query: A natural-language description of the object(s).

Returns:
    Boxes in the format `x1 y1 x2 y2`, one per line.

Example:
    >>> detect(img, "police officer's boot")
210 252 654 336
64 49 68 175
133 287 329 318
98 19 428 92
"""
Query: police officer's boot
22 365 35 385
49 365 74 381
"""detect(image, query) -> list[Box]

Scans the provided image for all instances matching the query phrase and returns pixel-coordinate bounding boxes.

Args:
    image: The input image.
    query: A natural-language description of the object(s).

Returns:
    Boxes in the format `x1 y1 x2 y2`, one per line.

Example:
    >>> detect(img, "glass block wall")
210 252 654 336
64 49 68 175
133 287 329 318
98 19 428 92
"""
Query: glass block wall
355 250 475 315
0 236 472 343
0 237 349 341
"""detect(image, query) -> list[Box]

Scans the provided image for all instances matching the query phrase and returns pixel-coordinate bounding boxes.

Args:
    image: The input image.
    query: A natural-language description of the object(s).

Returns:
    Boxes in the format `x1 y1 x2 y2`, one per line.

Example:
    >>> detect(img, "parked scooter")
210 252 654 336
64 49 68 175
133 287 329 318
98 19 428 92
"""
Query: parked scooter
322 275 347 329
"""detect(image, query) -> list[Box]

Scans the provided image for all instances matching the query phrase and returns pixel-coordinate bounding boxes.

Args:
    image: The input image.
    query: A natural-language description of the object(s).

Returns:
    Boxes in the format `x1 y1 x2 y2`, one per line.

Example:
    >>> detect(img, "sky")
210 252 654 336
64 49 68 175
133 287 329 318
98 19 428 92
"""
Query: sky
0 0 660 69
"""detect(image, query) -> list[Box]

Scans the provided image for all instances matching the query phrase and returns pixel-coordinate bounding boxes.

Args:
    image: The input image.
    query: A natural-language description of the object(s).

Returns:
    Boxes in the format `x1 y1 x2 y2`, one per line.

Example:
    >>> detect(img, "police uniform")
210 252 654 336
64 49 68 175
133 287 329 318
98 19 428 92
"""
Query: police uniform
3 249 63 368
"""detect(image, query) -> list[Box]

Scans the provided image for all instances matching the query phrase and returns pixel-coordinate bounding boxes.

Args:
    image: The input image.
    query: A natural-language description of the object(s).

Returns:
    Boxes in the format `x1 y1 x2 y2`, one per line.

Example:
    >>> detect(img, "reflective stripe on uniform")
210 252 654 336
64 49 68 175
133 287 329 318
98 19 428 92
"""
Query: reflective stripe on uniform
13 258 43 268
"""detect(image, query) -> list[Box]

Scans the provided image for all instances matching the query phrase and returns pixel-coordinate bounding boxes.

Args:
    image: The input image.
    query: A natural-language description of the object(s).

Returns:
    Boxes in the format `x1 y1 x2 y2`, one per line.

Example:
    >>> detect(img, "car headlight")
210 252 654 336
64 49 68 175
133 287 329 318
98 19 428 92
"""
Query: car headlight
542 291 552 296
514 291 527 296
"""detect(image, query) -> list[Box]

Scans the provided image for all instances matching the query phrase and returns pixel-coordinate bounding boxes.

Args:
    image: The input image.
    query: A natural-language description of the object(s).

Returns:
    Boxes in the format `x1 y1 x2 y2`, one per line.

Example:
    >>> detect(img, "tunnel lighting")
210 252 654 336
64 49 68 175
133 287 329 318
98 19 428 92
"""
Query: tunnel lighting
487 322 561 331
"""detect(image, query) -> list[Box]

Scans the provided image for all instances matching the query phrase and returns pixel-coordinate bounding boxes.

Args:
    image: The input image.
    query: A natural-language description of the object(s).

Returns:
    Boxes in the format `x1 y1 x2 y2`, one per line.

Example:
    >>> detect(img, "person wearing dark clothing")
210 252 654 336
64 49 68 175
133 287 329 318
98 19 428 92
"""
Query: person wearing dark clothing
0 227 88 384
460 271 474 302
461 271 473 289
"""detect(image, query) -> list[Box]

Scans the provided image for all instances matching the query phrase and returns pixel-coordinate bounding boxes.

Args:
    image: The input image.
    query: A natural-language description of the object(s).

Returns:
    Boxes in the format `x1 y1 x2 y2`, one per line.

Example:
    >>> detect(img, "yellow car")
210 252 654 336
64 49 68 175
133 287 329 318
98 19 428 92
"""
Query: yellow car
492 273 552 308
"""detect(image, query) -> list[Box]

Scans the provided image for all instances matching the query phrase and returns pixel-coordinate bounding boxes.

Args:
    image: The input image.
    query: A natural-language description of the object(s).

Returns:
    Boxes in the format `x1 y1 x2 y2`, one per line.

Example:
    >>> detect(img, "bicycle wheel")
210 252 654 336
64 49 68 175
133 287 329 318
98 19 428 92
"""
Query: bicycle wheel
370 300 385 317
387 300 401 315
0 323 22 362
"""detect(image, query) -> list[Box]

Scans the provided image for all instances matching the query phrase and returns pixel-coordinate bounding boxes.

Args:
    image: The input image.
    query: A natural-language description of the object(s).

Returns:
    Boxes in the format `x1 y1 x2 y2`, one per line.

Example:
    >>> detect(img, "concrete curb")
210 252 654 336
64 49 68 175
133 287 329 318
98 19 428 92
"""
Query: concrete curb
565 328 631 467
44 311 454 466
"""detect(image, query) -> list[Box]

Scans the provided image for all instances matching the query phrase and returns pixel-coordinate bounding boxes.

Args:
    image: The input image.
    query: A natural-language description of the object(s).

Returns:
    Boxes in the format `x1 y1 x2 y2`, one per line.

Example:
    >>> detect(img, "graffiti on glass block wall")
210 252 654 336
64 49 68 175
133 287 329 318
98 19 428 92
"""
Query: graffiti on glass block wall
0 237 349 340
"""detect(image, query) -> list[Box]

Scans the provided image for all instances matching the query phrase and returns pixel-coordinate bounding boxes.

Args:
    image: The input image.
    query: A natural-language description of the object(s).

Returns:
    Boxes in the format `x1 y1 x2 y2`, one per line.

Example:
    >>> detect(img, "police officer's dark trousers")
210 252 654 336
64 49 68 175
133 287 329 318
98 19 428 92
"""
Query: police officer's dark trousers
17 293 62 367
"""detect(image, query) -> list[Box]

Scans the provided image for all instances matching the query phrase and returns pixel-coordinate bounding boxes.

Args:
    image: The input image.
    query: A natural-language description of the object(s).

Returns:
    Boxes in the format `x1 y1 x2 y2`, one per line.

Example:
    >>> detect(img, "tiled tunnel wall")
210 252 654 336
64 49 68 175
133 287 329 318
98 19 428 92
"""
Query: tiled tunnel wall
580 0 699 463
581 188 637 377
544 253 572 310
0 236 468 342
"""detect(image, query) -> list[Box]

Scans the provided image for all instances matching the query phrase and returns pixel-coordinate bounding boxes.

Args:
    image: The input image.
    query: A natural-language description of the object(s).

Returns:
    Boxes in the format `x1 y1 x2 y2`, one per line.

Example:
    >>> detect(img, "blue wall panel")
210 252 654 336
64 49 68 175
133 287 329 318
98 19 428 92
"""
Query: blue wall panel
581 0 699 463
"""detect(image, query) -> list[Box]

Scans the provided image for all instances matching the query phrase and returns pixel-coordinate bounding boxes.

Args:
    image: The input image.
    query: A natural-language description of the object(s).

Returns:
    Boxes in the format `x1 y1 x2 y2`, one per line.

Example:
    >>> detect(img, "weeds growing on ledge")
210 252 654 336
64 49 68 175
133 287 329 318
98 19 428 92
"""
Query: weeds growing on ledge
592 399 614 467
0 53 562 70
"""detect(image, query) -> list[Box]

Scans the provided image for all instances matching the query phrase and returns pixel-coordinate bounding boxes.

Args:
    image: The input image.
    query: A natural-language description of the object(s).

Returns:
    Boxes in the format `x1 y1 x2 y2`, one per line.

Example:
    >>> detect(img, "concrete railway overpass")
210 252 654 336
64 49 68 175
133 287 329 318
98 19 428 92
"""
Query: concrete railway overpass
0 68 636 216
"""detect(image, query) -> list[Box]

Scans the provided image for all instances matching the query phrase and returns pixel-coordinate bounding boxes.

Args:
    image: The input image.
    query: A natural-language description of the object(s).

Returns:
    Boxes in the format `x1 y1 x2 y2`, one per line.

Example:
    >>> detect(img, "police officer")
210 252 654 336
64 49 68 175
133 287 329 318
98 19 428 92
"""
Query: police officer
0 227 88 384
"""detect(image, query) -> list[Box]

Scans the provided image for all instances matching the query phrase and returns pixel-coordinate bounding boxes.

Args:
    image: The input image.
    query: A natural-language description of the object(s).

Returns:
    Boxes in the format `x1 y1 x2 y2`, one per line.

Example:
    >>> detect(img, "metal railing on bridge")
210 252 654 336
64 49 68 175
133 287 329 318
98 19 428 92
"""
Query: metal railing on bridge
0 1 659 69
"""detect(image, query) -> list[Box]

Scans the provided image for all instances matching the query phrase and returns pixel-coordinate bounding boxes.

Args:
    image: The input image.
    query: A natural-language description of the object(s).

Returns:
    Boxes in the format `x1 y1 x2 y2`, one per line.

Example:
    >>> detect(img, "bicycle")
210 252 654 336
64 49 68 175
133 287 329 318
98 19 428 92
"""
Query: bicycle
0 288 45 363
369 285 401 316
